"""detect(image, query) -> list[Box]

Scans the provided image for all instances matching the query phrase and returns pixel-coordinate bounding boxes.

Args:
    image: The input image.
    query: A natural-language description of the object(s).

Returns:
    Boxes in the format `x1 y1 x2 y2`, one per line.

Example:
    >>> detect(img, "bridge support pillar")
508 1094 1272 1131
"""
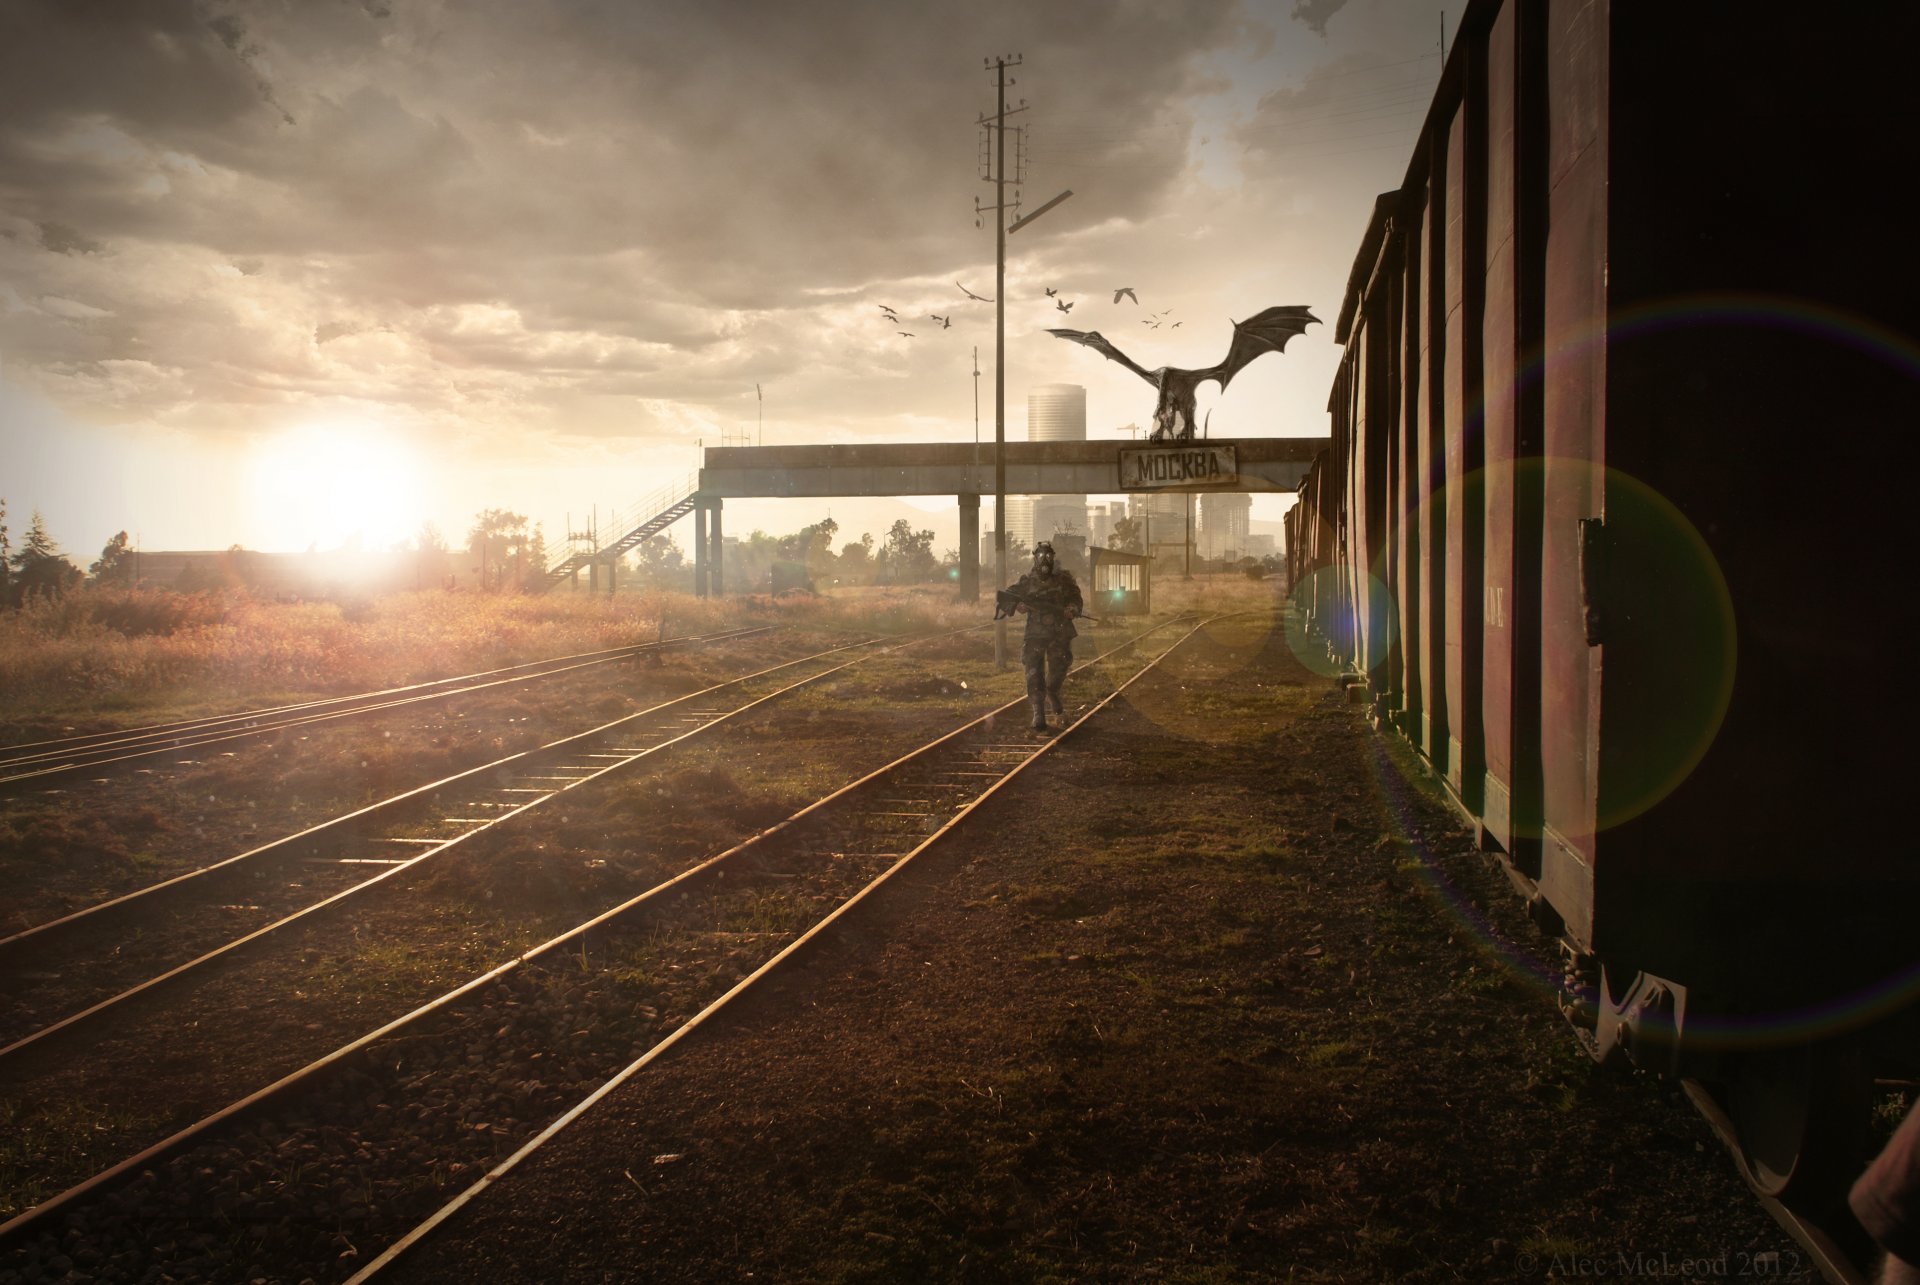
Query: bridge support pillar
958 493 980 601
692 496 724 597
693 503 710 597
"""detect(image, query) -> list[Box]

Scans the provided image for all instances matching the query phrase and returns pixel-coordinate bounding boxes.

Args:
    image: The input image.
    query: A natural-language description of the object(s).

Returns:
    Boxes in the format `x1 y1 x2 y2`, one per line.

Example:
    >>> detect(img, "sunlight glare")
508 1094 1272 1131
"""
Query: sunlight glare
245 422 425 551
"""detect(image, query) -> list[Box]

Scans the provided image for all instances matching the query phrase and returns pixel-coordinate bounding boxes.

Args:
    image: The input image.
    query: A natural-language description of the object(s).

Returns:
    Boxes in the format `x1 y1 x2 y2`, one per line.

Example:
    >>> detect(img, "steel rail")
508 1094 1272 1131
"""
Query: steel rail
0 628 778 791
0 614 1199 1268
0 628 768 765
346 613 1212 1282
0 626 985 1065
0 628 876 965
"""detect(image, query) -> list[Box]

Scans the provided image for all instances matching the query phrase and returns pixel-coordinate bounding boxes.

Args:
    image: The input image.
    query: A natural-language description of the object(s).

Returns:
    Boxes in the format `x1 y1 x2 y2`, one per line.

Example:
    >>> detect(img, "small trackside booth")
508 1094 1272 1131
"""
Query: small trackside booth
1088 546 1151 616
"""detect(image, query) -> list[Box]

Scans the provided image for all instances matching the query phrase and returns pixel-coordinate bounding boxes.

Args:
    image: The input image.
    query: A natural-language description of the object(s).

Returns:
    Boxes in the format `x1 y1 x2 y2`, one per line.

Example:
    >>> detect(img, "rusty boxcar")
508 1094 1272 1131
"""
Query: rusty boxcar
1301 0 1920 1258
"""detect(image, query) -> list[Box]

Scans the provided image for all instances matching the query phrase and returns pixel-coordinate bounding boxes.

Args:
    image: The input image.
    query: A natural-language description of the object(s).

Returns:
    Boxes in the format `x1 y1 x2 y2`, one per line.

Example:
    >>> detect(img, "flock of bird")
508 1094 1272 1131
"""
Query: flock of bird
876 282 1172 339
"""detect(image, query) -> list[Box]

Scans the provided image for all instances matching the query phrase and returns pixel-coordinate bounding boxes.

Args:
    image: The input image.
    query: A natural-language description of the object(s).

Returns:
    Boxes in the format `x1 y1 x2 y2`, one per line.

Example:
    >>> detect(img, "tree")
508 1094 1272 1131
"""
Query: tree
1109 516 1144 554
773 517 837 583
524 522 550 589
837 533 874 583
8 510 82 604
412 521 453 590
466 508 527 591
631 533 686 586
90 531 135 585
882 518 937 583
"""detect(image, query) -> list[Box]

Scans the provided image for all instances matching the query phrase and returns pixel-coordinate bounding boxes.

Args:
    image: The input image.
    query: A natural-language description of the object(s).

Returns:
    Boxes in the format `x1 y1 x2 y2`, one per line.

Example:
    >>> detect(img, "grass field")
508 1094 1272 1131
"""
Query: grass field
0 574 1285 736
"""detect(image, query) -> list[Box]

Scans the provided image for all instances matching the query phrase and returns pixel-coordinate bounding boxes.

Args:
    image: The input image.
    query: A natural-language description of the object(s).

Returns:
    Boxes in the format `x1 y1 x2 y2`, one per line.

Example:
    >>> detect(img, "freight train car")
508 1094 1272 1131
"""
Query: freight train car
1298 0 1920 1261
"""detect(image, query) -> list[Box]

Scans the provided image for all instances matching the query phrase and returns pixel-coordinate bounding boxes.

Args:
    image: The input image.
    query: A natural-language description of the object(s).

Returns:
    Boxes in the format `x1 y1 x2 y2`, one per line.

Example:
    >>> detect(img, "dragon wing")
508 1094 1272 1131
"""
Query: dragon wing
1046 327 1158 387
1207 305 1321 391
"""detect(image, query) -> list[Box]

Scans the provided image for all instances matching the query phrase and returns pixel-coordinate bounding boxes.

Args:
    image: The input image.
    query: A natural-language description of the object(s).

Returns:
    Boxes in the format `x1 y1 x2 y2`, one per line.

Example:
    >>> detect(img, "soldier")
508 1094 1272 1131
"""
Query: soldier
1002 541 1084 732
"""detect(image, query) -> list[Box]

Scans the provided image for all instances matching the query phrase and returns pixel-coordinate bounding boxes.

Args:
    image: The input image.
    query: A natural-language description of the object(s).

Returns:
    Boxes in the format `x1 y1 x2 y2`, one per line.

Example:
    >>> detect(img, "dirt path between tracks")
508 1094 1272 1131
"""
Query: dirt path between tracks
386 611 1816 1285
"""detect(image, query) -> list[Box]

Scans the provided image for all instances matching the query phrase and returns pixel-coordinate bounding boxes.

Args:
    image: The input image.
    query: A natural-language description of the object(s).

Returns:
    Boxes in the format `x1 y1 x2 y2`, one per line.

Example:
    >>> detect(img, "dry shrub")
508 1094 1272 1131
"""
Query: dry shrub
0 583 985 730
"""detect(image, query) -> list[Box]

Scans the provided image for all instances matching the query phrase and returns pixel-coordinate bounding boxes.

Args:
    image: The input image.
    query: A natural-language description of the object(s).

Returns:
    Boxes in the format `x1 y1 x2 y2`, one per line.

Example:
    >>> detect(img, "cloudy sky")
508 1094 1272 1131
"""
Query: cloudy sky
1 0 1451 561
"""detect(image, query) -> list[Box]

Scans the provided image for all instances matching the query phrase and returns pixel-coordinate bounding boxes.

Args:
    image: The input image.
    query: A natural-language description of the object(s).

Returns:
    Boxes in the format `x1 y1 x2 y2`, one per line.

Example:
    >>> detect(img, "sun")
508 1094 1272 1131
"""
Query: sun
245 421 426 552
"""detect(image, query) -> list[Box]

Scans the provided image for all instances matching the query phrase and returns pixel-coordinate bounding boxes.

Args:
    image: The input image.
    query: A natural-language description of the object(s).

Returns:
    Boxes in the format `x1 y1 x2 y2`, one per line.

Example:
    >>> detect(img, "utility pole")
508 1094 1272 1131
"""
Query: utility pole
980 54 1023 669
977 55 1070 669
972 345 980 445
756 382 763 447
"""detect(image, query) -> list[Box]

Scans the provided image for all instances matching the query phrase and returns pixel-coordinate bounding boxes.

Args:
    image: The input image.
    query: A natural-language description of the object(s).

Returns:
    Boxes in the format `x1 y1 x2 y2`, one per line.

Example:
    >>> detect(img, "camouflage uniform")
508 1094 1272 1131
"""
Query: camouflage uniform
1008 543 1083 731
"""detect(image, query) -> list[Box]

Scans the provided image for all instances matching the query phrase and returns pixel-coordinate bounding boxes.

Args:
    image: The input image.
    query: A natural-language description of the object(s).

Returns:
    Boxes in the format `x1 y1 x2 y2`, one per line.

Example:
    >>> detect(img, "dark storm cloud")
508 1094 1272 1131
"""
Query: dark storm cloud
37 221 103 255
0 0 1264 435
4 0 1237 280
1292 0 1351 36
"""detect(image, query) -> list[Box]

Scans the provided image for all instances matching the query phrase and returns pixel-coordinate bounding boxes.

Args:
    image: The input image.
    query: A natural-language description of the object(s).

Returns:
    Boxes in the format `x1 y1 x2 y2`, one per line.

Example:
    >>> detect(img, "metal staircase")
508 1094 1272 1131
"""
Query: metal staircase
536 472 699 592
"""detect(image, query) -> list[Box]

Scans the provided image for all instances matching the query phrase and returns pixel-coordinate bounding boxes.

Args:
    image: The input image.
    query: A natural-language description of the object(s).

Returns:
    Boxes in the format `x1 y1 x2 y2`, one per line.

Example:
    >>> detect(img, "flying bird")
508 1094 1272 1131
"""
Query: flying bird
878 305 899 322
956 281 993 302
1044 287 1058 298
928 313 952 329
1171 321 1182 328
898 330 915 338
1055 299 1074 314
1047 304 1320 442
1113 287 1138 305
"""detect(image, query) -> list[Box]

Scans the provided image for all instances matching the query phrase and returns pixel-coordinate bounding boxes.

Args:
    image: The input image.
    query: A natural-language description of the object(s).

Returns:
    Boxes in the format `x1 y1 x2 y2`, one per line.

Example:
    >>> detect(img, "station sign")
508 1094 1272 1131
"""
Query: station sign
1118 444 1239 491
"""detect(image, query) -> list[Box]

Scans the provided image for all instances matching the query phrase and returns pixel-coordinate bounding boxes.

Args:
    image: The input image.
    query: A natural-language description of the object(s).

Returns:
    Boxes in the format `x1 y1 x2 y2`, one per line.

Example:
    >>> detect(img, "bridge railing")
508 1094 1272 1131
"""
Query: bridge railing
543 470 700 579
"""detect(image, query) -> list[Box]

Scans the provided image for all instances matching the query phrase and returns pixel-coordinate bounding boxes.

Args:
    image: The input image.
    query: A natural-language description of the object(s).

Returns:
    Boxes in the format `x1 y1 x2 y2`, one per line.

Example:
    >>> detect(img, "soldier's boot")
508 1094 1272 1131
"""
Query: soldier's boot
1047 686 1065 716
1025 667 1048 730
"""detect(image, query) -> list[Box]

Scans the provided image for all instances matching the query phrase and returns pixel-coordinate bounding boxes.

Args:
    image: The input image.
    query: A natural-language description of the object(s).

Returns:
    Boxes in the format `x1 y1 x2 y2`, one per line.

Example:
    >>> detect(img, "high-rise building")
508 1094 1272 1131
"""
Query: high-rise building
1027 383 1085 441
1199 492 1252 561
1027 384 1085 547
1130 491 1192 563
1005 496 1034 552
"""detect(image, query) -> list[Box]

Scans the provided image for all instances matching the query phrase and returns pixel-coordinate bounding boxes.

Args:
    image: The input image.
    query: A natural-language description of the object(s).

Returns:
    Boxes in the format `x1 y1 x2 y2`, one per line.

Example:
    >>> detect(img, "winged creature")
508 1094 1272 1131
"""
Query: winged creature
1055 298 1074 314
1047 304 1319 442
1113 287 1138 305
956 281 993 302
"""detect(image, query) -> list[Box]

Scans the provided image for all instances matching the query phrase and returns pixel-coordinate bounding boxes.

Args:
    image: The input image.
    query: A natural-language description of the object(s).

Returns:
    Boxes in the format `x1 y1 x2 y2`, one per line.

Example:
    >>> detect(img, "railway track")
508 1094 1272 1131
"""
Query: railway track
0 614 1205 1284
0 626 987 1061
0 627 773 794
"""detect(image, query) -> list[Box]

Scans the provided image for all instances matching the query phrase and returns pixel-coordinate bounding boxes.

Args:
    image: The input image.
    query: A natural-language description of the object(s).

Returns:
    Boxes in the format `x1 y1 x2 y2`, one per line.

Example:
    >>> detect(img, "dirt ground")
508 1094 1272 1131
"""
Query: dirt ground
384 611 1817 1285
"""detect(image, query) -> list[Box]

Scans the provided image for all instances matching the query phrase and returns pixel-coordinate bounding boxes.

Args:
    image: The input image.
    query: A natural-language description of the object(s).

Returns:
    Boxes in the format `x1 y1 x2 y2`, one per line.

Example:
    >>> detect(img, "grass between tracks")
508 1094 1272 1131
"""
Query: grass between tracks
0 584 996 736
0 578 1283 1227
367 608 1822 1285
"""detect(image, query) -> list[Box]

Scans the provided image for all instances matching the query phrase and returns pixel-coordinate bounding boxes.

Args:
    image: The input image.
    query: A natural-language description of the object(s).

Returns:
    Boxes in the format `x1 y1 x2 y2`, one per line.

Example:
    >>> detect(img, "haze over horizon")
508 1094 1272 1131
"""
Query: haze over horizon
2 0 1452 563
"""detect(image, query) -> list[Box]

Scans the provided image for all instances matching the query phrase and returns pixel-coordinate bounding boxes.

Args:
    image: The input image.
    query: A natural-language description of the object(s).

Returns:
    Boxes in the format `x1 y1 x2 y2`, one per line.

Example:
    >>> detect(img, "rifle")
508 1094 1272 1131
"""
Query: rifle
994 586 1097 624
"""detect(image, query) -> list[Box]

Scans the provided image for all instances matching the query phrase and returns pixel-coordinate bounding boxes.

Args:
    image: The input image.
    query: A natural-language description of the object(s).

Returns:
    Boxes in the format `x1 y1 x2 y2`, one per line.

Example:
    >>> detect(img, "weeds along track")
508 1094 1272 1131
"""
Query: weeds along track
0 627 879 941
0 627 994 1060
0 628 774 794
0 614 1207 1284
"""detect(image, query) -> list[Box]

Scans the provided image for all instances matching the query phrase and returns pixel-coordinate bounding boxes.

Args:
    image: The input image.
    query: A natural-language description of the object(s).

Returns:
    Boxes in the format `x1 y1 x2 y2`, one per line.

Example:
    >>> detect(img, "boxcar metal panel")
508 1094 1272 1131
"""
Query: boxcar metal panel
1417 163 1449 771
1442 85 1486 810
1394 198 1424 739
1347 331 1373 681
1535 0 1607 950
1478 0 1520 853
1363 286 1394 701
1376 245 1405 717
